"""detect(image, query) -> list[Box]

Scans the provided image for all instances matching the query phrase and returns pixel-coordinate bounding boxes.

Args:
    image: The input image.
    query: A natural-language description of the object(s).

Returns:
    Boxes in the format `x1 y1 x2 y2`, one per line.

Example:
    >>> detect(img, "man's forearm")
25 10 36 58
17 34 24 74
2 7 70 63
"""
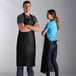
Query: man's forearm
20 24 39 32
27 25 39 31
19 25 32 32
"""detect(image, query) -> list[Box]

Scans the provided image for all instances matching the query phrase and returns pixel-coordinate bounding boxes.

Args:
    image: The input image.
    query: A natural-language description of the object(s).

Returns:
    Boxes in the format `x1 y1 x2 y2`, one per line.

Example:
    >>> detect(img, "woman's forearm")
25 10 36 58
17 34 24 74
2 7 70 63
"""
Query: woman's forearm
42 30 47 37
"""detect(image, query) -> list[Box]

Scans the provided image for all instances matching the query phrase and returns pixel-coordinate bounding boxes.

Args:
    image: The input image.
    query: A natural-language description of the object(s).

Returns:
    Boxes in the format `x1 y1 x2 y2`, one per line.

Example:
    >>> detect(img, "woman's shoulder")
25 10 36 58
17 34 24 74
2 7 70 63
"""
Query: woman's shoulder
46 21 56 27
47 21 53 25
50 21 56 25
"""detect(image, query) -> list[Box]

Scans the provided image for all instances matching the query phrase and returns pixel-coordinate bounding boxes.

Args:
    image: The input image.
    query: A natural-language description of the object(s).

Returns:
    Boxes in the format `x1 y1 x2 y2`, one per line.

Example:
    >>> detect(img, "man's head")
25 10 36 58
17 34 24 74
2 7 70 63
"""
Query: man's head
23 1 31 13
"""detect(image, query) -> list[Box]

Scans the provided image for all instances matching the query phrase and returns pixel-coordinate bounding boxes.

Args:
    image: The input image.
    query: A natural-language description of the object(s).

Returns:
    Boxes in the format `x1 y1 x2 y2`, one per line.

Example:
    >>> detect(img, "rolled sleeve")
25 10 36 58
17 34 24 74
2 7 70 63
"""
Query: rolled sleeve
33 16 38 24
17 14 24 24
45 23 50 31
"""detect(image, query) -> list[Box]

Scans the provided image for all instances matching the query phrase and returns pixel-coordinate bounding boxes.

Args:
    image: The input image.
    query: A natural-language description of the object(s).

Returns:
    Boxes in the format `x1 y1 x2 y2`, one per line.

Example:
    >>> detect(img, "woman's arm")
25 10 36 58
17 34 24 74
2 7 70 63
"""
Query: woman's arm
42 29 47 37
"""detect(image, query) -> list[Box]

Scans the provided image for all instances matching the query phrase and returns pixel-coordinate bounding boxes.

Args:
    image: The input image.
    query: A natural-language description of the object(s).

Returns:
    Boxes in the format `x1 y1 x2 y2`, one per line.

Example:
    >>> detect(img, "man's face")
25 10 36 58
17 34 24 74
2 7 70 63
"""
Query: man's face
23 3 31 13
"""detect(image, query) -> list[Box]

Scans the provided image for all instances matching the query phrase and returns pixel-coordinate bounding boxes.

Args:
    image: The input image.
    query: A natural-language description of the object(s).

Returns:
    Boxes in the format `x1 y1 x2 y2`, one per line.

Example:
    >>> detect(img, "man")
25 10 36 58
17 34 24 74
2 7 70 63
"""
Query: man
16 1 40 76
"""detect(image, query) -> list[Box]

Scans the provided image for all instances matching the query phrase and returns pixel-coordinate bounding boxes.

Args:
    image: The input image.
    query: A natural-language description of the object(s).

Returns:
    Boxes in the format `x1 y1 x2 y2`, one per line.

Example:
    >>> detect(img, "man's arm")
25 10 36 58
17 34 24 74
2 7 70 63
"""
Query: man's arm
27 23 40 31
17 14 32 32
18 23 32 32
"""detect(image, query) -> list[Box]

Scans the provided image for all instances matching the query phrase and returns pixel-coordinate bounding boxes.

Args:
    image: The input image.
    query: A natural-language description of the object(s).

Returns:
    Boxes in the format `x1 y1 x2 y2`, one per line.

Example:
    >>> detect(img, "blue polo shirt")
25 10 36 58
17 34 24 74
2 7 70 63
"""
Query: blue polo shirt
45 21 57 41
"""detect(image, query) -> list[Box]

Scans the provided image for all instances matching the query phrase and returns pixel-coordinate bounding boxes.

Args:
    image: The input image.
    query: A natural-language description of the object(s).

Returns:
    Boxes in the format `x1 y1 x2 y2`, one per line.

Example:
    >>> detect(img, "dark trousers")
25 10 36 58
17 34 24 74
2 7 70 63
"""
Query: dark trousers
46 41 59 76
17 66 34 76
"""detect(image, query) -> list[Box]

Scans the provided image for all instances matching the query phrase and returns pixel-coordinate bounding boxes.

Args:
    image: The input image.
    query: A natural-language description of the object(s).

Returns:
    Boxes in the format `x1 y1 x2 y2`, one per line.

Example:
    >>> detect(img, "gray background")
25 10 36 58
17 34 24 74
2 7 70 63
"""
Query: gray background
0 0 76 76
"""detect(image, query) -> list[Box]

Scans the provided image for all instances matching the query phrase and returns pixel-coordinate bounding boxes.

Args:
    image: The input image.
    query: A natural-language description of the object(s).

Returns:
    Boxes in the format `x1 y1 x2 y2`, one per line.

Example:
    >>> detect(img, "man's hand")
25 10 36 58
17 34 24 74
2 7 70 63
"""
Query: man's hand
27 23 40 31
23 25 32 32
18 23 32 32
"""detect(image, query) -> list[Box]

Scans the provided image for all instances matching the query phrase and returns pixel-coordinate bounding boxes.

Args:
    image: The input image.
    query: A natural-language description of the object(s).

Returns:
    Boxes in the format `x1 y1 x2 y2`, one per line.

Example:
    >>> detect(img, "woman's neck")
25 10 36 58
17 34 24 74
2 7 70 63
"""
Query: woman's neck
49 18 55 21
50 20 54 21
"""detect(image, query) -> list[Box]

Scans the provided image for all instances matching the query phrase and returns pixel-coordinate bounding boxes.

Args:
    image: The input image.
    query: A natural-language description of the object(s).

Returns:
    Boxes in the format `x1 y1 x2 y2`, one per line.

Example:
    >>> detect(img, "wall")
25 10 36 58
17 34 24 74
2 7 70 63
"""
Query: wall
0 0 76 75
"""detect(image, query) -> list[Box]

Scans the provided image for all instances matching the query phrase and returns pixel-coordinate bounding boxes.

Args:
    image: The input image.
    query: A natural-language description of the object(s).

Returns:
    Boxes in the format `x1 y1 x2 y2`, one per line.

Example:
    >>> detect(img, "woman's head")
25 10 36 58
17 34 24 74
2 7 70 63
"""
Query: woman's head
47 9 60 29
47 9 56 20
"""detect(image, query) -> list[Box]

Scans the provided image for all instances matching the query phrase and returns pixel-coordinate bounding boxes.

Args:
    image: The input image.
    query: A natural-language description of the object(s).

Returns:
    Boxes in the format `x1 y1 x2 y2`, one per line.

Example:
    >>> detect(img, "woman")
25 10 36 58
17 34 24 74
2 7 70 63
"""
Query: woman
40 9 60 76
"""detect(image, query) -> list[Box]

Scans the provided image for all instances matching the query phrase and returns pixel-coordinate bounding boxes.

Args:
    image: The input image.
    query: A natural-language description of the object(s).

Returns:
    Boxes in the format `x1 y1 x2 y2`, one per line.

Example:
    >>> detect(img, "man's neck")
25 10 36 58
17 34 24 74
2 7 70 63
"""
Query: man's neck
24 12 30 16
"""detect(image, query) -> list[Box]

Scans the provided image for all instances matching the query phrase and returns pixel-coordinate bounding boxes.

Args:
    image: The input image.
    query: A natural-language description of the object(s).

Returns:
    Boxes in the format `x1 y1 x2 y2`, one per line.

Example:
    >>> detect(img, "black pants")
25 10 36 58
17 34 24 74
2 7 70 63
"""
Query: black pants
46 41 59 76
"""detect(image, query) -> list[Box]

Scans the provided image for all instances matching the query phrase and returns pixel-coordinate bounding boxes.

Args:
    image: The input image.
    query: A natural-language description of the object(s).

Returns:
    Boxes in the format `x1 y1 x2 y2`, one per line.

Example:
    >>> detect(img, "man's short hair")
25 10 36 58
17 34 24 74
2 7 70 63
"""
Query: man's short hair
23 0 31 7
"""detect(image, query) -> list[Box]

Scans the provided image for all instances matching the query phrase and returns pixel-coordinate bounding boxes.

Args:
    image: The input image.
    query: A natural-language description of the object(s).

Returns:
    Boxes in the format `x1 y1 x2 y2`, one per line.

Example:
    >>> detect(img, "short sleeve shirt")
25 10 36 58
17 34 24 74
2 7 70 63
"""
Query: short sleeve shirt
17 13 38 25
45 21 57 41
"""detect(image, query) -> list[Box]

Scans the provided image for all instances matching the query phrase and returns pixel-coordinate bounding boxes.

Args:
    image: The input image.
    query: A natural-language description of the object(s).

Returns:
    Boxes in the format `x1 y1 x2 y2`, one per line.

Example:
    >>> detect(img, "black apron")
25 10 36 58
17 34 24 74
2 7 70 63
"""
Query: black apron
16 13 36 66
40 36 56 73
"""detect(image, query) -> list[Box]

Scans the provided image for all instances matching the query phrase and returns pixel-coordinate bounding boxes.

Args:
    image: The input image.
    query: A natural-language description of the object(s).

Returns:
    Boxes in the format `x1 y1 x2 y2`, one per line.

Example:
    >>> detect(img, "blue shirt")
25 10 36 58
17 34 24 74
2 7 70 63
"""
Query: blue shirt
45 21 57 41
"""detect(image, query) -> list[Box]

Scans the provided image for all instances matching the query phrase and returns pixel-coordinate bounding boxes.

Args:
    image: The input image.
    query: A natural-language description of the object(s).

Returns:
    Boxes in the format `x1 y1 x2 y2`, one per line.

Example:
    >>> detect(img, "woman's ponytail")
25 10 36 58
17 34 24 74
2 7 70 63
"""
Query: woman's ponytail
55 16 60 30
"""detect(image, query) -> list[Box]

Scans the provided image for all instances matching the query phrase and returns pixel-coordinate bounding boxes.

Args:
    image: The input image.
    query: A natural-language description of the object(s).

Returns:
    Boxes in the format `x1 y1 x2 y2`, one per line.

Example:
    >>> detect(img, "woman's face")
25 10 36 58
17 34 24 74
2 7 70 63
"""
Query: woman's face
47 13 53 20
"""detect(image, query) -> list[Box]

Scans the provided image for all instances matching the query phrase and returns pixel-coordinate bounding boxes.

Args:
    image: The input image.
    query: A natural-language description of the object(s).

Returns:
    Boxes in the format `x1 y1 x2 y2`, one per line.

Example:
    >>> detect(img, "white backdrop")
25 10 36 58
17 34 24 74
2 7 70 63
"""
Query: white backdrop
0 0 76 75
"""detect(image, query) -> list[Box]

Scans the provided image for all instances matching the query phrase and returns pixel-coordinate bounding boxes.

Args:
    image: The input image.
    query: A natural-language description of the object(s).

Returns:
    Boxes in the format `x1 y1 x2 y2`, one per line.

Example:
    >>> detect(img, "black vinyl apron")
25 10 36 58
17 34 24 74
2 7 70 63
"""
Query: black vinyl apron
40 36 58 73
16 13 36 66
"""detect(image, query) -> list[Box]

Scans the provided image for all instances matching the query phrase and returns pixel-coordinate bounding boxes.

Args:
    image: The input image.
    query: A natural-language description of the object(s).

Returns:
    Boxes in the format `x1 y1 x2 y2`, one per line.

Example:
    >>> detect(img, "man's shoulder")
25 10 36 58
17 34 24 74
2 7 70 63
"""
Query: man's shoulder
17 13 24 18
30 14 38 23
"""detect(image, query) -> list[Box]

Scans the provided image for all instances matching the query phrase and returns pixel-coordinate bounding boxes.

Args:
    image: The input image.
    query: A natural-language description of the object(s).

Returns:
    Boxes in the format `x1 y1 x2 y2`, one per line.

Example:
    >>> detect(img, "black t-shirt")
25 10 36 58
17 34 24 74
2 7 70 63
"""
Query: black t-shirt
17 13 38 25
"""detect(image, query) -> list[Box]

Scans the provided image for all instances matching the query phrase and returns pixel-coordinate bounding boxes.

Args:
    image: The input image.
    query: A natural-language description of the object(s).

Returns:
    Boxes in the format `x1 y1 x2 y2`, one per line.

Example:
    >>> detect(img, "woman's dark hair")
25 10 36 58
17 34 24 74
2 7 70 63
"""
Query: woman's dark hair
48 9 60 30
23 0 31 7
48 9 56 20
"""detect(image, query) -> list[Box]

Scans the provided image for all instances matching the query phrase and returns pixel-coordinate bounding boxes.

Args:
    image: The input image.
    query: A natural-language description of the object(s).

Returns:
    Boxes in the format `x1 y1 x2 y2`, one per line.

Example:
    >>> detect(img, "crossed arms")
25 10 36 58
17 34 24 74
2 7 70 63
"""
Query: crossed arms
18 22 40 32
